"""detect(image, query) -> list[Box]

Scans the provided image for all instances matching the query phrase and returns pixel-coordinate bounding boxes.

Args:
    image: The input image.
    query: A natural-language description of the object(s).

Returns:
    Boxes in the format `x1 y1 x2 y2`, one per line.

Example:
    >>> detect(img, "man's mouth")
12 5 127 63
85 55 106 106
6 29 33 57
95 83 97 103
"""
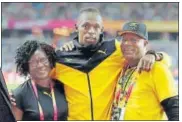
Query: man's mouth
123 48 135 54
85 37 96 42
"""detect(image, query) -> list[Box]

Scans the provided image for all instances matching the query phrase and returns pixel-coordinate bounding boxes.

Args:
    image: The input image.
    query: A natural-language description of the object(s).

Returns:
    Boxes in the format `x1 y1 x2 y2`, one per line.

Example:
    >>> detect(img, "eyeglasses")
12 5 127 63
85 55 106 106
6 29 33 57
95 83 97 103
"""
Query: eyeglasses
29 58 49 68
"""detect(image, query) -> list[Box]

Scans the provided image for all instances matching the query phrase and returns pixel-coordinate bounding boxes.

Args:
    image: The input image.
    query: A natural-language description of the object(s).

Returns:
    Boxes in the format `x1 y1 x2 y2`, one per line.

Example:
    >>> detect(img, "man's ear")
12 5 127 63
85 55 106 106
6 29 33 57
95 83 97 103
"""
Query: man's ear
144 40 148 46
101 27 104 32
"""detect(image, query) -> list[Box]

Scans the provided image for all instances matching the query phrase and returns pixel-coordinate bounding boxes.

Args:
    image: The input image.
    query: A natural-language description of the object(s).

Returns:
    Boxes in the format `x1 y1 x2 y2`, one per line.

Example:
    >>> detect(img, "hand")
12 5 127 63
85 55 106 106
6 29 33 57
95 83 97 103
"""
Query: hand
60 41 74 51
137 54 155 74
9 92 16 106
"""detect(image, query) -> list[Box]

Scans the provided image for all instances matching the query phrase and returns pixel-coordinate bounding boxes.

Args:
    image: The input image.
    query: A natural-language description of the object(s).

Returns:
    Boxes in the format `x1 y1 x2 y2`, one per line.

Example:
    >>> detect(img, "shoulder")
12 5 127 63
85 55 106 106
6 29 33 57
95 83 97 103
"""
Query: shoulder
13 79 31 97
149 61 175 85
151 61 170 75
137 62 171 83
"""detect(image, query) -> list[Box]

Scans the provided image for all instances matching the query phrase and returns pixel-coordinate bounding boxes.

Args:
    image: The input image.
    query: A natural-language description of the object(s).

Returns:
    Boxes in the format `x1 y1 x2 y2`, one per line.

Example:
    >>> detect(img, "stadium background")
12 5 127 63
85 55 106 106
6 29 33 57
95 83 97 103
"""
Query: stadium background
1 2 178 90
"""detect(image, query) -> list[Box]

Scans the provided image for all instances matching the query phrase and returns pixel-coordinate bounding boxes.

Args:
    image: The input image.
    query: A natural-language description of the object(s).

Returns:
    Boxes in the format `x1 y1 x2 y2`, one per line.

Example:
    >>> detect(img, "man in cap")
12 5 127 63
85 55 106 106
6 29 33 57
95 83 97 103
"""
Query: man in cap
50 7 171 120
111 22 178 120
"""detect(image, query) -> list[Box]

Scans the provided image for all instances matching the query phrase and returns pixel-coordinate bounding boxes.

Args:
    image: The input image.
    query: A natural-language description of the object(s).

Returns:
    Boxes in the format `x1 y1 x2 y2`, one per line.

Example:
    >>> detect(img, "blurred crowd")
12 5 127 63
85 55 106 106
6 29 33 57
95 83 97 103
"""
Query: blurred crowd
2 2 178 21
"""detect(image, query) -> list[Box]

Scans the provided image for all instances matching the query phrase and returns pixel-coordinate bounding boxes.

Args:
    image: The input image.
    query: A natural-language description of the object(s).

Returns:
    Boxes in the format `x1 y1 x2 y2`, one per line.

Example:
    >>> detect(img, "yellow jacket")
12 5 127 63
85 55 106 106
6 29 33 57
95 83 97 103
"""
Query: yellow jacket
51 39 170 120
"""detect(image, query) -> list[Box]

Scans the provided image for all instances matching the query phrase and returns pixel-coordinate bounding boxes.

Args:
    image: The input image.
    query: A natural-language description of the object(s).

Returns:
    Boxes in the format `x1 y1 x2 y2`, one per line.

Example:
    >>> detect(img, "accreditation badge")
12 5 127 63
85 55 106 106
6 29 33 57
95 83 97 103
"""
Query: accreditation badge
119 106 126 120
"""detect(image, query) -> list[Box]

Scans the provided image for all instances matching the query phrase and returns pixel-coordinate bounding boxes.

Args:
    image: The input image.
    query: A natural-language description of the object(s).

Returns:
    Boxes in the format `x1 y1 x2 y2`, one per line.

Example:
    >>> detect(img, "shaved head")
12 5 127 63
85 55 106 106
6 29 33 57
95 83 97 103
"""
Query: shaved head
76 7 103 46
77 7 103 26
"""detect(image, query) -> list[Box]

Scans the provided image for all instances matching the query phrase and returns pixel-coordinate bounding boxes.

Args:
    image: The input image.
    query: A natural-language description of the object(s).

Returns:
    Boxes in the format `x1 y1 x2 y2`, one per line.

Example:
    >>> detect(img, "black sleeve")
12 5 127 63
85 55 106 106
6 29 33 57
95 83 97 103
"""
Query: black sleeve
0 69 11 102
161 96 179 121
12 85 24 110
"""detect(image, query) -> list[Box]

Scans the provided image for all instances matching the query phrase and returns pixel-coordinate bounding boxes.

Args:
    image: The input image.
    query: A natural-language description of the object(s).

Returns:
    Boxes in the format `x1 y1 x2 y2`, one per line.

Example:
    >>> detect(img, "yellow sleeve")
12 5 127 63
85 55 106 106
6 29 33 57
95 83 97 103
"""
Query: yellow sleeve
152 62 177 102
158 52 172 68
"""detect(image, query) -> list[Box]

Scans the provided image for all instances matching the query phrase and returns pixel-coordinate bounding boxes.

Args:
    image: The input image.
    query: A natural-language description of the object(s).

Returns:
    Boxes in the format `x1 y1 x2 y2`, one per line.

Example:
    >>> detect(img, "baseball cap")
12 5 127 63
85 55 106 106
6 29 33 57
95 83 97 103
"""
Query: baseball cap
118 22 148 40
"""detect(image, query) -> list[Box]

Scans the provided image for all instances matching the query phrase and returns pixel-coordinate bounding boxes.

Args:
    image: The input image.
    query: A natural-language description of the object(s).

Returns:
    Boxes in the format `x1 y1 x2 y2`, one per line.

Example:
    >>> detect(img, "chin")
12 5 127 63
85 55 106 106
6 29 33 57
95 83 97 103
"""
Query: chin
124 55 135 60
37 73 49 80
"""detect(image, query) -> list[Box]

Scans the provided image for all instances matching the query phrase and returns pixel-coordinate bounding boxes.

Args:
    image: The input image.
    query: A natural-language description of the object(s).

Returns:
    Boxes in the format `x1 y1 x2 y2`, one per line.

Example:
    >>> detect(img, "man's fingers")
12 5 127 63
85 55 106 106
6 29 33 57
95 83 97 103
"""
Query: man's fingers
67 43 73 51
10 96 15 101
145 60 151 72
67 41 74 51
9 92 16 106
63 45 69 51
137 59 143 74
12 103 16 106
11 101 16 106
59 41 74 51
70 42 74 49
137 54 156 73
60 47 63 51
142 58 150 72
148 58 155 71
148 62 153 72
9 92 12 96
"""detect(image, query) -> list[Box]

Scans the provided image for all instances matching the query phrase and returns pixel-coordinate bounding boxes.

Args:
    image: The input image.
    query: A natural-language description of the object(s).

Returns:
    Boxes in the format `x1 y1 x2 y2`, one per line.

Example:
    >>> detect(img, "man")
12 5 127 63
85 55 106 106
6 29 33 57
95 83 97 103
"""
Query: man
112 22 178 120
51 8 168 120
0 69 16 122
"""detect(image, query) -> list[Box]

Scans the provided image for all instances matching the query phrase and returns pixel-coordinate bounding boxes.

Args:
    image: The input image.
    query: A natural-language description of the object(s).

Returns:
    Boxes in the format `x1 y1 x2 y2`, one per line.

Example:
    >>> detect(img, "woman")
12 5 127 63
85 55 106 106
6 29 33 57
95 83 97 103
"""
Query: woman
11 40 68 121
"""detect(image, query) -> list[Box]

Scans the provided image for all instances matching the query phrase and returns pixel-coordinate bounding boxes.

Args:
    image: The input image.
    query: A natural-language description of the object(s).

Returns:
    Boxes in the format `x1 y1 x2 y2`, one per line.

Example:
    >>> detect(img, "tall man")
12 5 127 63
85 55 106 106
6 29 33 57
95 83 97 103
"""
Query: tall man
52 8 168 120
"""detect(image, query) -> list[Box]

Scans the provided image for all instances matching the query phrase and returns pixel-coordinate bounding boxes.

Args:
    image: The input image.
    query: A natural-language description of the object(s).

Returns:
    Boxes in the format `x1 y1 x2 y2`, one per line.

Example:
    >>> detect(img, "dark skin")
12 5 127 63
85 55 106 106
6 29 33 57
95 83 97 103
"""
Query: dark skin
59 11 155 73
28 49 52 85
121 33 150 70
77 12 103 47
60 12 103 51
10 49 54 120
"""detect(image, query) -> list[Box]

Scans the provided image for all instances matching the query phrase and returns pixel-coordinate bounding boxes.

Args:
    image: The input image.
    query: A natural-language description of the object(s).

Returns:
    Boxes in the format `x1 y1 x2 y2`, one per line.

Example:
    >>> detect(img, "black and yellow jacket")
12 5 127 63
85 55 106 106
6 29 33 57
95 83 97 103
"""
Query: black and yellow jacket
51 37 170 120
51 37 124 120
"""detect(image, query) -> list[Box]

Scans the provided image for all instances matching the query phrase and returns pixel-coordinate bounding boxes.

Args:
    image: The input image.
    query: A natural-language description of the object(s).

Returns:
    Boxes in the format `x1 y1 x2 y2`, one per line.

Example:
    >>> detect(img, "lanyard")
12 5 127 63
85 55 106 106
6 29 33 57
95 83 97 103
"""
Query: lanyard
31 81 58 121
124 80 135 106
112 67 137 120
117 67 136 103
121 68 136 105
119 79 136 120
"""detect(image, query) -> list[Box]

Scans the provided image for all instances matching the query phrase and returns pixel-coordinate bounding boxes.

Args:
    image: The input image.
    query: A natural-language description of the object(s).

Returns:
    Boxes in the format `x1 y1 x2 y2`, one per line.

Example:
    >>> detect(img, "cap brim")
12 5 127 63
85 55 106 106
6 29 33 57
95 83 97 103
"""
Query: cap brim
118 31 146 40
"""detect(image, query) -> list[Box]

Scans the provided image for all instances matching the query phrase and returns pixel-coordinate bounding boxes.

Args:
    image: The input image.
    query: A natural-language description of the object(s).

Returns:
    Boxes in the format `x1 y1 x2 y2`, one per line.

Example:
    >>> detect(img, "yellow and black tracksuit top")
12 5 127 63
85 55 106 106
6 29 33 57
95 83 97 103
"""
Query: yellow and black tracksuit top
51 38 170 120
51 38 124 120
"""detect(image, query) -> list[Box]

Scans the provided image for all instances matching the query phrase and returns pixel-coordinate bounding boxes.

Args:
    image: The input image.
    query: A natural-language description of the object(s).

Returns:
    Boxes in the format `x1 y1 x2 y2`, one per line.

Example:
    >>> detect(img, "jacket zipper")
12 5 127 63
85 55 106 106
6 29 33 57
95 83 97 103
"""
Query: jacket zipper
86 73 94 120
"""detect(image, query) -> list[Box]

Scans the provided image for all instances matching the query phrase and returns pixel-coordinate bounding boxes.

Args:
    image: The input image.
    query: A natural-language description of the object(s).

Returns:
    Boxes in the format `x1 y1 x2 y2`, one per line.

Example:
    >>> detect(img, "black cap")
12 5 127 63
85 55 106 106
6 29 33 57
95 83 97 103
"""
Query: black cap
119 22 148 40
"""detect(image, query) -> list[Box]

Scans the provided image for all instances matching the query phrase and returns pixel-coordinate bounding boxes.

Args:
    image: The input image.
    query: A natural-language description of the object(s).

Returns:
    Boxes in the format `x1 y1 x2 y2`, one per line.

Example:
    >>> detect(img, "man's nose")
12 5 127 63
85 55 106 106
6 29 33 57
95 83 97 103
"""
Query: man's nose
88 27 95 34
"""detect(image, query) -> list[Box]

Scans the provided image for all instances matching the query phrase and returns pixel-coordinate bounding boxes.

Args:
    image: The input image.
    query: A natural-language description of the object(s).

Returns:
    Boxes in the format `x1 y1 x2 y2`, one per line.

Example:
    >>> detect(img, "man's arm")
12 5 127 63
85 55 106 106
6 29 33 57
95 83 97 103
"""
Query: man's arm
55 41 75 52
161 96 179 120
152 63 178 120
146 51 171 67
